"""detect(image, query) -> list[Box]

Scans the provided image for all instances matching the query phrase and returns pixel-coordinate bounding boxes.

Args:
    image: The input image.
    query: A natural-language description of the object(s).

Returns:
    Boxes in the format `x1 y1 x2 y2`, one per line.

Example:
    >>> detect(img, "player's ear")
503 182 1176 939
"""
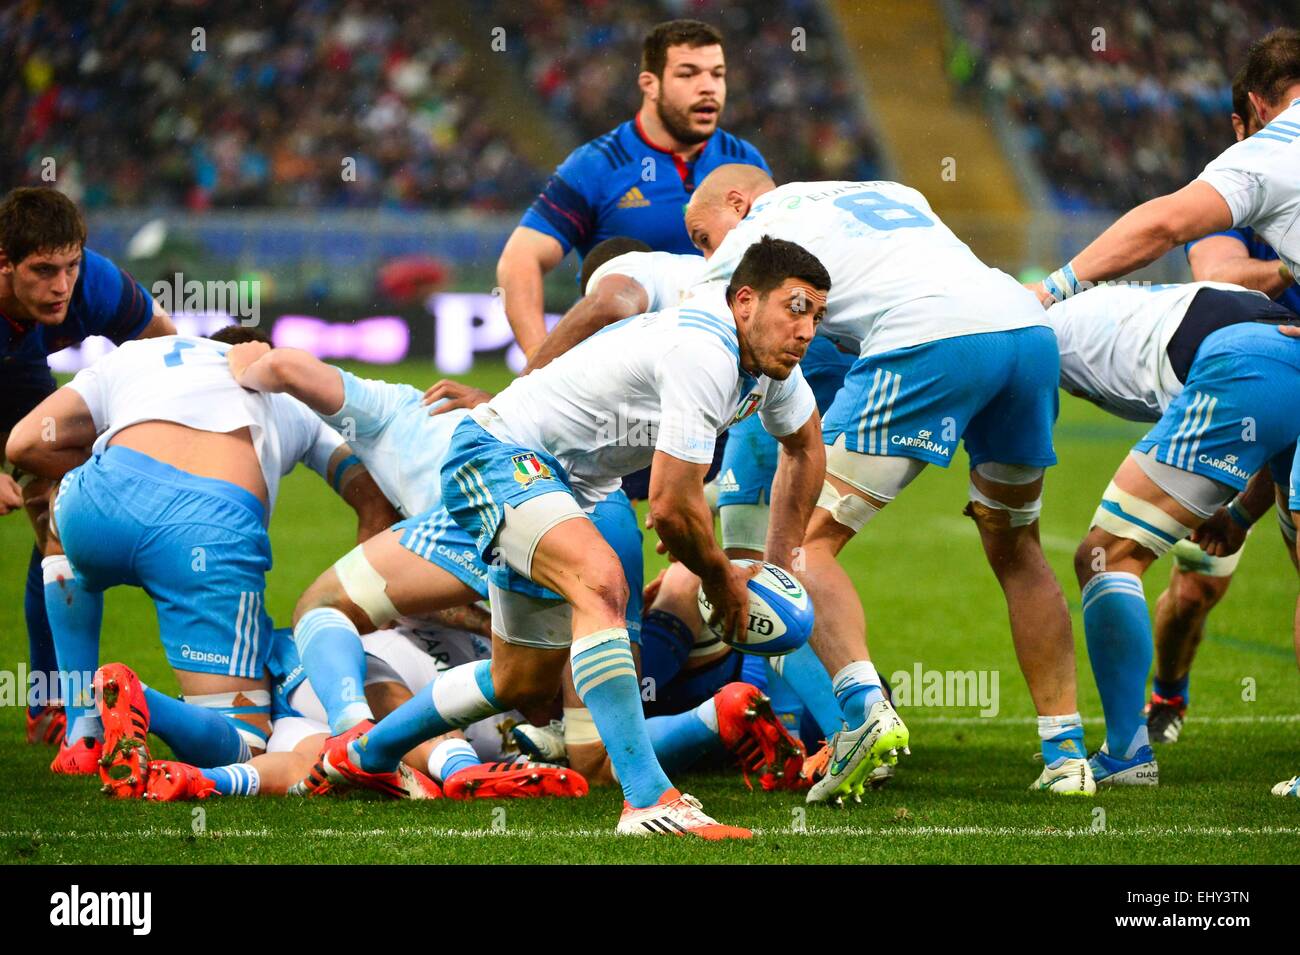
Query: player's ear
638 70 659 101
1246 90 1268 127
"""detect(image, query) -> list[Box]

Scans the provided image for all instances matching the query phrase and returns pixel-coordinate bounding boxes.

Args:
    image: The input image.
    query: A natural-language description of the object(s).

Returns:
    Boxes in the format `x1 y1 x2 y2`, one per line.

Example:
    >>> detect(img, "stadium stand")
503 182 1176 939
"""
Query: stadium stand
949 0 1300 211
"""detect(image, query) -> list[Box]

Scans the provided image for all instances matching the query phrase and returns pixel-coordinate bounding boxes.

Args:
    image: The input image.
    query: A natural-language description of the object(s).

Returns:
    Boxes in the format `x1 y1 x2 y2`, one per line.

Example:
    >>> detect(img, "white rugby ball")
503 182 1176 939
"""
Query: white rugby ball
697 560 814 656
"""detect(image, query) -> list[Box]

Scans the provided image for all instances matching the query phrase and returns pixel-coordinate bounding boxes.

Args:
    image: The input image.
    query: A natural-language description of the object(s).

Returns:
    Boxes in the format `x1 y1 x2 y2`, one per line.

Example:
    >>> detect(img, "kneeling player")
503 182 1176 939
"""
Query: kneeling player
4 330 396 795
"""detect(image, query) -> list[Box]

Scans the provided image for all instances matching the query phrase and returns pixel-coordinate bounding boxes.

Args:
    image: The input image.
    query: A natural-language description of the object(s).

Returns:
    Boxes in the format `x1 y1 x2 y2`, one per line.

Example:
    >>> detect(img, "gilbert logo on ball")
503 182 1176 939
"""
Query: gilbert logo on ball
697 560 814 656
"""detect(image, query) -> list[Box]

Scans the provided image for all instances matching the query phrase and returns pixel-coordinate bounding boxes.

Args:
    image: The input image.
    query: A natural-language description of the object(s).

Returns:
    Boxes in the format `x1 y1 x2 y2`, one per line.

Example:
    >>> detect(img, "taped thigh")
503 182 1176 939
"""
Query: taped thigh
182 689 271 754
825 433 927 502
334 545 400 629
967 462 1045 529
495 491 586 579
1091 481 1197 558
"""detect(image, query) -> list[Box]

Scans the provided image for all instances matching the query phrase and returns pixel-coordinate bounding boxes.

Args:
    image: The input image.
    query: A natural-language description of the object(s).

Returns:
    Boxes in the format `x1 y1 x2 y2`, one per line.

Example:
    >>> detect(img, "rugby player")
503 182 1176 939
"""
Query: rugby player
4 328 395 794
0 187 175 747
1144 68 1300 745
496 19 768 360
1028 27 1300 795
285 236 829 837
687 167 1093 799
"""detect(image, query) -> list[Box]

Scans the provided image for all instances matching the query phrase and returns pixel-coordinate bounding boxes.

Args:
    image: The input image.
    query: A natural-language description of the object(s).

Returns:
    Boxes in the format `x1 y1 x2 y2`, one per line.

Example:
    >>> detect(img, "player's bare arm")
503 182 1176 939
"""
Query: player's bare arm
1188 235 1297 299
1032 182 1235 305
137 300 177 338
765 409 825 571
324 444 400 544
5 388 97 480
524 273 649 373
647 449 758 640
227 342 346 414
496 225 565 359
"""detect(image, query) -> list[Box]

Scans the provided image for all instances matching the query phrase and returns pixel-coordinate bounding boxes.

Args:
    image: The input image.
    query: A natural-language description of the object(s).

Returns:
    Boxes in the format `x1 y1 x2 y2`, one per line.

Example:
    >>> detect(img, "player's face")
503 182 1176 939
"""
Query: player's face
685 200 744 258
735 278 826 379
3 245 81 325
654 44 726 145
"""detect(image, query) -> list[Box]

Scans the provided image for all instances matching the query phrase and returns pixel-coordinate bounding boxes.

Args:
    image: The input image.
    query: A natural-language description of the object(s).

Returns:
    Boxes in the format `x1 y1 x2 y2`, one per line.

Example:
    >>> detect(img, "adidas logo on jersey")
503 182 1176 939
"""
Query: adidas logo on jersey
617 187 651 209
717 468 740 493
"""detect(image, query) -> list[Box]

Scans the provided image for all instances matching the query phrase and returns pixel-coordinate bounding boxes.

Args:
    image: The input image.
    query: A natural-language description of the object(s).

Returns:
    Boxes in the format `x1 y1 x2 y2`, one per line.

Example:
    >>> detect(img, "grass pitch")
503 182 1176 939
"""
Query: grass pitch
2 360 1297 864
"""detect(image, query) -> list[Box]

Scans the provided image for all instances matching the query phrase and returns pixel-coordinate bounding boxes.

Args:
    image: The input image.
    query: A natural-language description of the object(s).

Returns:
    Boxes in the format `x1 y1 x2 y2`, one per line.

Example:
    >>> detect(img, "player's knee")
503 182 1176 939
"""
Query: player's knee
1170 570 1228 617
965 464 1043 537
572 560 628 623
1073 530 1113 585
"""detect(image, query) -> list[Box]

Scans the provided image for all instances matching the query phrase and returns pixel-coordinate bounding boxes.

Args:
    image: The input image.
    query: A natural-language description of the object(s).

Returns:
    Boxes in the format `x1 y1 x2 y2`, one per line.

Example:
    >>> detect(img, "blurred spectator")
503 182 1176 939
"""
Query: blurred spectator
1 0 544 211
951 0 1299 210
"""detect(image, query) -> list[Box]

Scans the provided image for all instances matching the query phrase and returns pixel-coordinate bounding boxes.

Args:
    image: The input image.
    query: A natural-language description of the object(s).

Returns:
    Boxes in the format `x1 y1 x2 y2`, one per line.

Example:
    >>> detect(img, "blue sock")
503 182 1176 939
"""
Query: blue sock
639 609 696 687
1038 713 1086 766
572 628 672 808
1152 672 1189 704
429 738 481 782
144 687 252 767
25 546 59 716
357 659 500 773
645 698 724 774
43 556 104 740
832 660 884 730
295 608 373 734
200 764 260 796
771 644 845 739
1082 572 1152 758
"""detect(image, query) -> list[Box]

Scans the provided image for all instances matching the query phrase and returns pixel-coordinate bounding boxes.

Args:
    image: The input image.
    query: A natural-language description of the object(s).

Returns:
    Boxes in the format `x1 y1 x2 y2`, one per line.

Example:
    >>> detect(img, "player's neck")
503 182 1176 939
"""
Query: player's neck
0 281 33 326
636 106 706 161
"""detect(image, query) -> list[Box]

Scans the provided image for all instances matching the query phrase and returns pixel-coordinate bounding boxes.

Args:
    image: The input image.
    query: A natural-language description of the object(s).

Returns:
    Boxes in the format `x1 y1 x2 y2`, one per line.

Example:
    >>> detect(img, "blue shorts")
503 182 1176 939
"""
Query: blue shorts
54 446 274 679
717 336 855 507
822 326 1060 468
395 504 492 599
266 627 306 721
1136 323 1300 493
1290 439 1300 513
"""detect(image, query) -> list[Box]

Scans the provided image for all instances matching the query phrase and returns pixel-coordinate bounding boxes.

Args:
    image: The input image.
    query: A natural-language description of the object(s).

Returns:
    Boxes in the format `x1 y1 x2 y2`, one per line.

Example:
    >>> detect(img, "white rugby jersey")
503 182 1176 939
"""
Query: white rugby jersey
318 370 468 519
68 335 341 511
1197 97 1300 277
696 180 1047 358
1047 281 1266 422
585 250 707 312
480 284 816 508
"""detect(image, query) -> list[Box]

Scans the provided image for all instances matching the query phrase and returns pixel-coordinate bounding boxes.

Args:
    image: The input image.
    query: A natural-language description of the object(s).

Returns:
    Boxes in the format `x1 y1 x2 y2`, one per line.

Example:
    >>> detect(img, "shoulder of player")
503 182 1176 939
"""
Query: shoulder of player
709 128 767 166
71 247 121 302
661 302 740 363
569 122 637 173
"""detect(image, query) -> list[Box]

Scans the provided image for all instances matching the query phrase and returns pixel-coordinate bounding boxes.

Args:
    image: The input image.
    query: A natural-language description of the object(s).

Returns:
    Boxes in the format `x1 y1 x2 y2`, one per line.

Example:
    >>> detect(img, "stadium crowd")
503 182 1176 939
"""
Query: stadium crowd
951 0 1296 210
1 0 884 212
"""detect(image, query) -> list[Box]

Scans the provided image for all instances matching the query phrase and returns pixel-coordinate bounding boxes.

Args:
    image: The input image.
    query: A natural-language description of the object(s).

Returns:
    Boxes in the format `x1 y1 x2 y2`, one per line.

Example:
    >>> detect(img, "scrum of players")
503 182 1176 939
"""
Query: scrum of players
3 21 1299 839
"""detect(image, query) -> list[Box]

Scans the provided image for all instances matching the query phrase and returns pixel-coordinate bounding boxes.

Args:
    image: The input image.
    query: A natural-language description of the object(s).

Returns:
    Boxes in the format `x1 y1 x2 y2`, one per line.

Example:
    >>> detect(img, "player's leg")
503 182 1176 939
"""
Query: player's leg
292 511 483 734
1149 549 1236 743
1074 454 1231 784
1273 450 1300 797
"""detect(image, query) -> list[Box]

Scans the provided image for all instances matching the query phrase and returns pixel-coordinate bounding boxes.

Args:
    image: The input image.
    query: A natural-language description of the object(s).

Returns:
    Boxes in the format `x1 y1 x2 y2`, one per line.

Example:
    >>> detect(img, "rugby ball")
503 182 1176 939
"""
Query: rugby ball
697 560 814 656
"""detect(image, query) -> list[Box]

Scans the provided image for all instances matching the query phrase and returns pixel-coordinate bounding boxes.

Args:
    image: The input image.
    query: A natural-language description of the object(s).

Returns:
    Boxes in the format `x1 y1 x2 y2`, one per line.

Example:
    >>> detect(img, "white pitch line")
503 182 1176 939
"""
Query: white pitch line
899 713 1300 726
5 825 1299 841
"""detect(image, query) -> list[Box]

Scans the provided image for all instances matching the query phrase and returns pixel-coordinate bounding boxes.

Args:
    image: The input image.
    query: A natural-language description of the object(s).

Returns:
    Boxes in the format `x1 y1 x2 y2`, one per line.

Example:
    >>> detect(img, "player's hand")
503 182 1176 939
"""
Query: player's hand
423 379 493 414
0 473 23 516
642 567 668 605
644 511 678 562
1190 506 1248 558
701 560 762 643
1277 324 1300 339
1025 281 1053 309
227 341 271 385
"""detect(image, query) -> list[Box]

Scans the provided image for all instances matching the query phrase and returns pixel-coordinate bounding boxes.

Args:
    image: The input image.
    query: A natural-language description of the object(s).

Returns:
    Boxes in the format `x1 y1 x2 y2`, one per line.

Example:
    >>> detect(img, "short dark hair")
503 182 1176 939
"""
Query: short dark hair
209 324 272 346
1241 28 1300 108
1231 66 1251 124
726 235 831 303
581 237 653 294
641 19 724 78
0 188 87 265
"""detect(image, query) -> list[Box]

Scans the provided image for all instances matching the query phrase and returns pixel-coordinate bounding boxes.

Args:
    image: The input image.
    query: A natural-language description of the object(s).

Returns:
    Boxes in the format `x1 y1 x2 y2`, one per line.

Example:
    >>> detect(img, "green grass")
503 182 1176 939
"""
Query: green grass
3 360 1298 864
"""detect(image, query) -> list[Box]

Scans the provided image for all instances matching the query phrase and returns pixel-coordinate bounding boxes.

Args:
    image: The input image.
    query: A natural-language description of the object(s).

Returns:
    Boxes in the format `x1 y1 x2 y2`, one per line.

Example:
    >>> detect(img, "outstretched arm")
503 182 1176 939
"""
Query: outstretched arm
227 343 346 416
